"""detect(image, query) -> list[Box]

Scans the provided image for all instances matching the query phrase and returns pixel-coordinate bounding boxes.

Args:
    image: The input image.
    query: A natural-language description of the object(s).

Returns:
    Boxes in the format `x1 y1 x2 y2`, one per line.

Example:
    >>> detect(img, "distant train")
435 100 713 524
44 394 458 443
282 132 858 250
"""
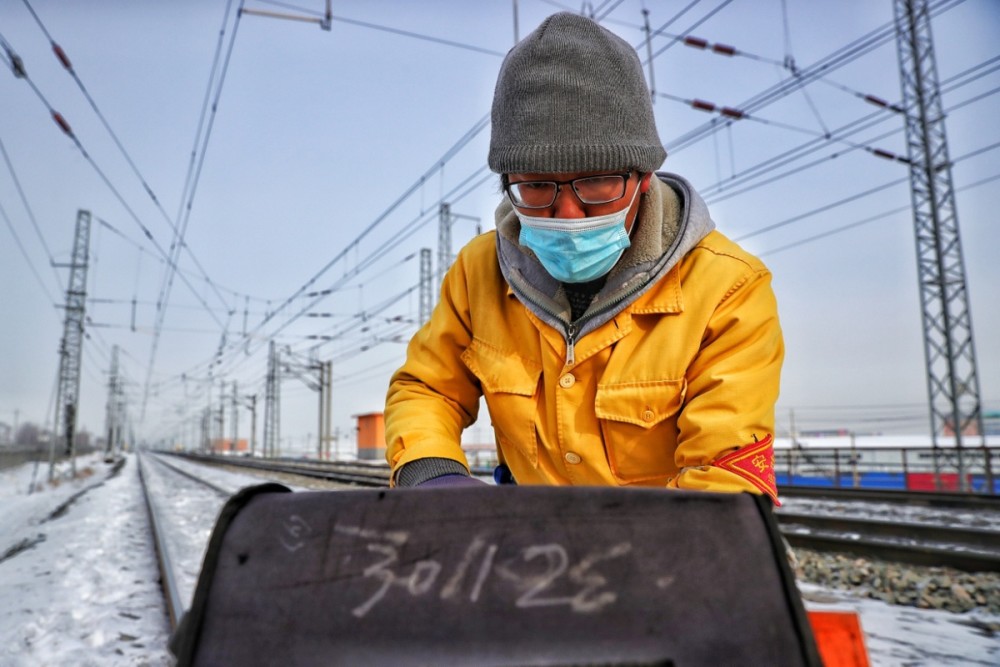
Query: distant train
770 434 1000 493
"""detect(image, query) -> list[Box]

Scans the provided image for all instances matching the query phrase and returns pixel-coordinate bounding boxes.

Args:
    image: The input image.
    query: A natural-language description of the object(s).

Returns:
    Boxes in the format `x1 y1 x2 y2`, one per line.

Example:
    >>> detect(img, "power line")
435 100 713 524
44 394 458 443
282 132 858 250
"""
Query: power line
0 197 60 306
735 140 1000 245
0 29 228 332
14 1 239 313
241 114 490 346
139 2 998 425
254 0 506 56
143 0 247 419
665 0 966 156
0 135 64 292
698 56 999 204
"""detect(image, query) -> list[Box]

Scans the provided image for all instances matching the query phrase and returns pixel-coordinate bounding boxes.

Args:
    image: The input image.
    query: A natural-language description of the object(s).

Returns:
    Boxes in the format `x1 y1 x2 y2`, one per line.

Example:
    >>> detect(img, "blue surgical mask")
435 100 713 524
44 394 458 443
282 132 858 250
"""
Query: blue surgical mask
515 187 639 283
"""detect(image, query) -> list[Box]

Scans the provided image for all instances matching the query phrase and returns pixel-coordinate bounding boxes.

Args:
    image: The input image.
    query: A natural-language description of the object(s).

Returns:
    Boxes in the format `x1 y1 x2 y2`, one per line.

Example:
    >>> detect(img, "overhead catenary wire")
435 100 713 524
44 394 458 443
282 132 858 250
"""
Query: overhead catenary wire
0 197 60 307
240 114 490 345
644 0 737 64
694 53 998 203
150 1 1000 434
759 170 1000 257
253 0 506 57
16 1 239 313
0 29 228 333
735 140 1000 254
107 3 781 417
230 22 996 380
143 0 247 420
0 135 65 291
92 216 280 306
5 2 992 438
13 0 267 425
704 75 1000 206
665 0 966 156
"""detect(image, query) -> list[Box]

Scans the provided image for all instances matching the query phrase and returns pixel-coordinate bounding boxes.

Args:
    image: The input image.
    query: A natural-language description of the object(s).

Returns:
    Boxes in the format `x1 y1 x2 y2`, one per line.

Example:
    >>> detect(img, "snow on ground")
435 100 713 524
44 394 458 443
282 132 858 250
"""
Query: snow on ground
1 452 997 666
0 453 171 667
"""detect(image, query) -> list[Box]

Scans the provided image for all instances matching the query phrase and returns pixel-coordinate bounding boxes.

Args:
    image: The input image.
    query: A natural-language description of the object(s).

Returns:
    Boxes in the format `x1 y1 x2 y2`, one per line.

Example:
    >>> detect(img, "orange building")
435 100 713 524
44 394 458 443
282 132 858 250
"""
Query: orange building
355 413 386 461
211 438 248 454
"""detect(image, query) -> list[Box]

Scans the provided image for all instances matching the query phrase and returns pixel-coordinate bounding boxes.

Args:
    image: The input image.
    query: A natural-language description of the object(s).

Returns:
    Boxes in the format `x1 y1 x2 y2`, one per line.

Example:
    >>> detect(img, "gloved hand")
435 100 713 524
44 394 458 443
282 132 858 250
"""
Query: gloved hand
417 474 488 488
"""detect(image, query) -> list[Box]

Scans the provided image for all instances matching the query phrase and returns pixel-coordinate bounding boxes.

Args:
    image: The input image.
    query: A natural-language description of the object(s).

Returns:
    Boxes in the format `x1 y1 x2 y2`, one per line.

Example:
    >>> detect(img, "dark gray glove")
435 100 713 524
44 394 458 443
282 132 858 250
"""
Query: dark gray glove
417 473 488 488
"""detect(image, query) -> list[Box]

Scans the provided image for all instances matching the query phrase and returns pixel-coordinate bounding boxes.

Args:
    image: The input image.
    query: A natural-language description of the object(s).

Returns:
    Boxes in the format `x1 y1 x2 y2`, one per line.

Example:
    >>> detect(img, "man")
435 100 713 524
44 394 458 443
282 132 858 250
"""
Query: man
384 12 783 503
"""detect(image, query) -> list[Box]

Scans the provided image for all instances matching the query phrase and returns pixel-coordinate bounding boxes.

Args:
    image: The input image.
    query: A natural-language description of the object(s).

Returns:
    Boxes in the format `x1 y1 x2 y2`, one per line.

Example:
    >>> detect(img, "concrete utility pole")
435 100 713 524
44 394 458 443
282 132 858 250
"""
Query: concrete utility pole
894 0 985 490
49 209 91 481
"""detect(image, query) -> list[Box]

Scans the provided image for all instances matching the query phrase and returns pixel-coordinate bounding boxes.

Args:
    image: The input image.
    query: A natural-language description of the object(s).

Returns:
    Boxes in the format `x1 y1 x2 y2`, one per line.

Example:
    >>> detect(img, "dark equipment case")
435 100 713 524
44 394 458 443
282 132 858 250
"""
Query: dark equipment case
171 485 821 666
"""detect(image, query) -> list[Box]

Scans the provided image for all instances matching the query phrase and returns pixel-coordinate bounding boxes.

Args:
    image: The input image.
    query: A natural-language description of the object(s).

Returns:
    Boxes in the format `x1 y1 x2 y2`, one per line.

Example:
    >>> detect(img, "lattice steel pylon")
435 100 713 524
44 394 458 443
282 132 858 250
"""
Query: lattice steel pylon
438 203 453 290
104 344 125 458
894 0 985 487
437 202 480 295
49 209 91 480
419 248 433 325
263 340 281 457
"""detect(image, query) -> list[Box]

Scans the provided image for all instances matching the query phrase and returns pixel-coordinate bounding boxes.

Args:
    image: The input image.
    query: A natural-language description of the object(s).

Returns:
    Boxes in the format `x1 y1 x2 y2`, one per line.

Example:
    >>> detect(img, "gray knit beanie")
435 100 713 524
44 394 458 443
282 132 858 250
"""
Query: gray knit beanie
488 12 666 174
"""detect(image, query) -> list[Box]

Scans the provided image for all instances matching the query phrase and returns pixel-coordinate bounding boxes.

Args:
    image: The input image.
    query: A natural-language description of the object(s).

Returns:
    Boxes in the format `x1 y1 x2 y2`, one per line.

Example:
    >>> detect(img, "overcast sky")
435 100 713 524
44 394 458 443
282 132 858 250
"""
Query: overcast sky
1 0 997 453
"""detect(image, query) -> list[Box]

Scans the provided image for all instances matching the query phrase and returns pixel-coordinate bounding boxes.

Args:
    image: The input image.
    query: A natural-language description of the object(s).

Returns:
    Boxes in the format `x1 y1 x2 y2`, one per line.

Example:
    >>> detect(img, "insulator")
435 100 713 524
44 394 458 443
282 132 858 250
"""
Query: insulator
9 53 26 78
871 148 900 161
712 43 736 56
52 43 72 70
51 111 73 136
683 36 708 49
691 99 716 113
864 94 889 108
720 107 745 119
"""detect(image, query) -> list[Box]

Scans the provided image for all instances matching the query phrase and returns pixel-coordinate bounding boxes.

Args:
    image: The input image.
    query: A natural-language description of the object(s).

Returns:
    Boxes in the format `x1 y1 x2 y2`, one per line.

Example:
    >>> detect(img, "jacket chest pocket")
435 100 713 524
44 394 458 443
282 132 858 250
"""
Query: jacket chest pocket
595 379 686 484
461 338 542 466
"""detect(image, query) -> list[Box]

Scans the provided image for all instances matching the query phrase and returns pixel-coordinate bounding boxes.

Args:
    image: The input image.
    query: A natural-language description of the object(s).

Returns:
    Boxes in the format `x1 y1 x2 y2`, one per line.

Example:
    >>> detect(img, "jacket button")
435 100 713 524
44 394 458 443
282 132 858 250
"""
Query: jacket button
642 409 655 422
564 452 582 465
559 373 576 388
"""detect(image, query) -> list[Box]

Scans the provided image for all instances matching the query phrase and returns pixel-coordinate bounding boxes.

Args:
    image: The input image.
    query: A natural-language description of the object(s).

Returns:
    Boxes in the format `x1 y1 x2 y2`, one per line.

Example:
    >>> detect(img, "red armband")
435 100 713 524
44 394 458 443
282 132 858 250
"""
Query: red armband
713 434 780 506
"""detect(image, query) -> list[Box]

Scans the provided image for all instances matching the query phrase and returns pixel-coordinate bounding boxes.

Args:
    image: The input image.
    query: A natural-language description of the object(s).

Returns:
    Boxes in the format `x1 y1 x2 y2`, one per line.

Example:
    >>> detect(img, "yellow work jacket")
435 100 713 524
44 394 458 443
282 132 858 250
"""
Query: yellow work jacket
385 174 783 498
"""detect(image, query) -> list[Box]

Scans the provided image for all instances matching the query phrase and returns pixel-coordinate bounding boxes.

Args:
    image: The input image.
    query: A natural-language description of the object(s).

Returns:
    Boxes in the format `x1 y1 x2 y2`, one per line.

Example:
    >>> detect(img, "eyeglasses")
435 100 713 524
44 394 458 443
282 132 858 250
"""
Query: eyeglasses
505 172 633 209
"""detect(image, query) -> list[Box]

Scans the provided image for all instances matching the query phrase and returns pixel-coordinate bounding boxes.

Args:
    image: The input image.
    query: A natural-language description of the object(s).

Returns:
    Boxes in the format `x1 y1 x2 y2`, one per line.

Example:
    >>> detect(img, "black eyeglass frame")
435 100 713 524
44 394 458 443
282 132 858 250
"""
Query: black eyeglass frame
503 172 635 209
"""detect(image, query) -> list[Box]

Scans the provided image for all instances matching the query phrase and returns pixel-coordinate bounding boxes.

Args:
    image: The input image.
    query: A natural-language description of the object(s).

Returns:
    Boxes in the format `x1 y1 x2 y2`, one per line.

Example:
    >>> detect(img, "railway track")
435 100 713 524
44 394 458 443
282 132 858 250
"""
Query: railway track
167 451 391 487
777 512 1000 573
147 451 1000 613
778 484 1000 510
138 452 236 632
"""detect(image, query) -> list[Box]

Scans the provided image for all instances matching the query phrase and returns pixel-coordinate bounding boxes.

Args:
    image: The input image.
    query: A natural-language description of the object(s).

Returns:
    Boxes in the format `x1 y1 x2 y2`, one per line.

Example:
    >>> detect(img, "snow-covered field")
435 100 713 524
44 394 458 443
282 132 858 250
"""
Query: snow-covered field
1 453 997 666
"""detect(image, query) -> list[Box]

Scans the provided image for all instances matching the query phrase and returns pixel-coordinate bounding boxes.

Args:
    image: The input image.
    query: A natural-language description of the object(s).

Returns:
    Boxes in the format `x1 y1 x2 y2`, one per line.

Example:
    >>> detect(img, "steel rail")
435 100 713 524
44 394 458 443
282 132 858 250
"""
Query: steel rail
163 452 1000 573
137 452 186 630
782 532 1000 574
139 452 245 634
169 452 391 487
777 512 1000 552
778 485 1000 509
776 511 1000 573
151 453 237 498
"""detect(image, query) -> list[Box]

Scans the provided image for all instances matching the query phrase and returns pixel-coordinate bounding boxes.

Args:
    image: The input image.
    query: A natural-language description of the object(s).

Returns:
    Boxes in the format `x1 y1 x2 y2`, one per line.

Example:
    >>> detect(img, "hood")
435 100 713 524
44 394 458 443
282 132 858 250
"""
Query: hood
495 172 716 338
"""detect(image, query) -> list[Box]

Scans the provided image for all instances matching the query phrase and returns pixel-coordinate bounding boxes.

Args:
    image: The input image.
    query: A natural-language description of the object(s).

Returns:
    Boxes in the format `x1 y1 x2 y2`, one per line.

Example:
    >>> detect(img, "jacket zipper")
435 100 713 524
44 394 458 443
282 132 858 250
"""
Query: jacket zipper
508 270 646 367
566 322 577 366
